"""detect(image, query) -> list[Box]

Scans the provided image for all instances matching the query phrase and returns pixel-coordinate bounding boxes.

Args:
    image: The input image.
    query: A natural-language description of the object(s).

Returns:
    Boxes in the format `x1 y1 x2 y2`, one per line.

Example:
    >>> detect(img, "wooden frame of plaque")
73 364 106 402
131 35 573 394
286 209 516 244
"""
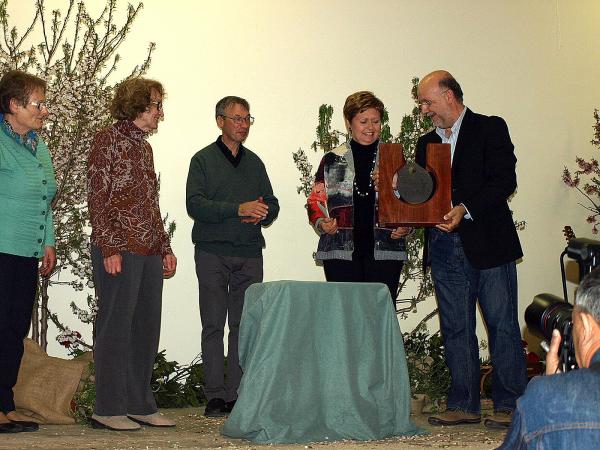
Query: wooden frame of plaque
378 142 451 226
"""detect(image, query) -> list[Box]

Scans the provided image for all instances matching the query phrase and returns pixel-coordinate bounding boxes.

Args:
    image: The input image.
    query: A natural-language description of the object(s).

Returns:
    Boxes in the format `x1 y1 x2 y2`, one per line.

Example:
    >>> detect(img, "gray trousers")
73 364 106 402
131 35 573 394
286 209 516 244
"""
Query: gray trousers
92 246 163 416
194 248 263 402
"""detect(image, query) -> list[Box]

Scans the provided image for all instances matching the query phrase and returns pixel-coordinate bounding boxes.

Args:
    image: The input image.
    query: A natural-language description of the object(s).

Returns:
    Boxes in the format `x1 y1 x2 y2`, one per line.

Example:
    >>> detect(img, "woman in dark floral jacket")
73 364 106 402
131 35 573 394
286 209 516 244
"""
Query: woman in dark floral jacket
307 91 410 305
87 77 176 431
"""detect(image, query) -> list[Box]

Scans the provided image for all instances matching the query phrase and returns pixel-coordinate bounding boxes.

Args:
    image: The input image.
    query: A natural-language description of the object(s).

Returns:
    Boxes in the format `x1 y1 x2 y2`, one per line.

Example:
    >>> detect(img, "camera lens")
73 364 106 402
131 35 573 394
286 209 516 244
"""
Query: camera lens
525 293 573 341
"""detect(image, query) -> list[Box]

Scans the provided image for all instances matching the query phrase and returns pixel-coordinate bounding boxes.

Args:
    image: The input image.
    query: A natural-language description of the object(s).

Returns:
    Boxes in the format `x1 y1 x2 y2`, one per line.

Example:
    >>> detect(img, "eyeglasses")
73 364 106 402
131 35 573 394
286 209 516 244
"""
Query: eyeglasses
27 101 48 111
221 115 255 125
417 89 449 108
150 100 163 111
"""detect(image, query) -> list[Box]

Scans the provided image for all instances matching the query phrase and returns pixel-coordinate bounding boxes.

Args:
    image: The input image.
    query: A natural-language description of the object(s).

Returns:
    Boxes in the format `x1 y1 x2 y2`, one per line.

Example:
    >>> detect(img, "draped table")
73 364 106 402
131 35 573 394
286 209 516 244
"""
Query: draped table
222 280 422 444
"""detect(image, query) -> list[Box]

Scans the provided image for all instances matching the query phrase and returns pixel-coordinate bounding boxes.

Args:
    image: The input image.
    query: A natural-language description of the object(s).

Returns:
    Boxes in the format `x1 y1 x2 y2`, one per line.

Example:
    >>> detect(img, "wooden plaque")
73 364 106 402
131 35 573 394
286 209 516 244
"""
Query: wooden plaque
378 143 451 227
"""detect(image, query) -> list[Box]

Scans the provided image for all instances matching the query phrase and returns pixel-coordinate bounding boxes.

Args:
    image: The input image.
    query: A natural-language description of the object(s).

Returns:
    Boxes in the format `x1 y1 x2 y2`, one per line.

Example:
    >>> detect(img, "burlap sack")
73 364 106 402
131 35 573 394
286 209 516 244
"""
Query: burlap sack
13 338 88 424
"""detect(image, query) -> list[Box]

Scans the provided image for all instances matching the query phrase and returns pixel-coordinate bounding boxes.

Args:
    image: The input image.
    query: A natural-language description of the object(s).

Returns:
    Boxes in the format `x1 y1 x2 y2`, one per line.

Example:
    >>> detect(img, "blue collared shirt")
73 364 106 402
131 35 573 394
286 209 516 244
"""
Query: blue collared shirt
1 114 39 155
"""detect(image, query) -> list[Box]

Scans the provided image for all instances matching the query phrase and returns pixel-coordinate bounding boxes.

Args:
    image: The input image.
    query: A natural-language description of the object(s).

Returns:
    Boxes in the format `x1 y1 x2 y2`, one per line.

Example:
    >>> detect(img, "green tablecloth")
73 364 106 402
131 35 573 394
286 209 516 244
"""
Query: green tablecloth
221 280 422 444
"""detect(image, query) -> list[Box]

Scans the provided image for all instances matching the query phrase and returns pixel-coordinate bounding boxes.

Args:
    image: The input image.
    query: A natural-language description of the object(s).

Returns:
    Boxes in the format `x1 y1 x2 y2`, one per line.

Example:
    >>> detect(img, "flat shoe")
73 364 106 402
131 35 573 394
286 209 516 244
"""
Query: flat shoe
90 416 141 431
0 422 23 433
128 413 175 427
9 420 38 432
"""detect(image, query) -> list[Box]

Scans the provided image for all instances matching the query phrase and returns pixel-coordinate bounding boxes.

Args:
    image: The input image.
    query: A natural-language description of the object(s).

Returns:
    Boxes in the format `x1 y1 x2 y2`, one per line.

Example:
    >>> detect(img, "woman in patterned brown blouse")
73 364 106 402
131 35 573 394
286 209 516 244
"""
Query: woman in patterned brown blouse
87 77 177 431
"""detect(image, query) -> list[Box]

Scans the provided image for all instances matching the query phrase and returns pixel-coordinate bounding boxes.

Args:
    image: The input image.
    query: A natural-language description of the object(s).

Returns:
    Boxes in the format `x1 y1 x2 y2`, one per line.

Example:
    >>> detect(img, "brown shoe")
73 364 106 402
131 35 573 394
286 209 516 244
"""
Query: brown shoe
428 409 481 426
484 410 513 429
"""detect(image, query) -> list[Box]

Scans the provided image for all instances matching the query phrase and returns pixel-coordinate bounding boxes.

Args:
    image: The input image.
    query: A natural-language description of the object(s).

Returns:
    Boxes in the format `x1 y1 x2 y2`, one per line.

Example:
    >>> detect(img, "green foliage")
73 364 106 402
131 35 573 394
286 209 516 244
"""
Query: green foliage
311 105 340 153
151 350 206 408
403 325 450 411
72 361 95 423
379 107 392 144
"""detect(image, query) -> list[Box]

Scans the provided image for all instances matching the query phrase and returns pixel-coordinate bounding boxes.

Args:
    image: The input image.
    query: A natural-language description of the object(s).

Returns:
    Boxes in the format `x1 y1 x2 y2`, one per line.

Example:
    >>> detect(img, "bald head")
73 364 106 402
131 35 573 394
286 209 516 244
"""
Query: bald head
417 70 464 130
420 70 463 103
421 70 451 85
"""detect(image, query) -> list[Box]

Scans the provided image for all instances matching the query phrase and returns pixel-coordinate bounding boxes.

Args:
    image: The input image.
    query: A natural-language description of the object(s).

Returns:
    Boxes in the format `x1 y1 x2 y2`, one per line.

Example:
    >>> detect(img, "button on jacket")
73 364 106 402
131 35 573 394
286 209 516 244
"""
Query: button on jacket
0 114 56 258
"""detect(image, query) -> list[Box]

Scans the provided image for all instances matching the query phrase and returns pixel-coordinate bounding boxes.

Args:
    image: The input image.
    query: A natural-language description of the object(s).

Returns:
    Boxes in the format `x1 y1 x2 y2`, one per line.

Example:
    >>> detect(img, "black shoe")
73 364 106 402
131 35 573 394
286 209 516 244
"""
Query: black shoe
223 400 236 414
204 398 227 417
9 420 38 432
0 422 23 433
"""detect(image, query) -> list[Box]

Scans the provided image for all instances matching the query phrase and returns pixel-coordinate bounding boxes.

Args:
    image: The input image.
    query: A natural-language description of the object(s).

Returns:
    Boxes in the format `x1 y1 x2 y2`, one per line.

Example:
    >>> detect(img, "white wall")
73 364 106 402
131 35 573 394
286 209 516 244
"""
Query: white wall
11 0 600 362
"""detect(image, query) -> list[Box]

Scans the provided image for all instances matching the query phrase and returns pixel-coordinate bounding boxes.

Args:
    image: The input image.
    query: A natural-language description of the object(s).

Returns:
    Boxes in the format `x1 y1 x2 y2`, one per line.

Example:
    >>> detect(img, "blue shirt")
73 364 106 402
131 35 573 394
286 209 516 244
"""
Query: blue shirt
499 350 600 449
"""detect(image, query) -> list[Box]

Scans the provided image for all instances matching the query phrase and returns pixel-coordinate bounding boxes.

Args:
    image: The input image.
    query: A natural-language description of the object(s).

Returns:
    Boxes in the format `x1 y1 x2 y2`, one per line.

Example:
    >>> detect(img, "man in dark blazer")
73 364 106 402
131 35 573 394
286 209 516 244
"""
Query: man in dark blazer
415 71 527 429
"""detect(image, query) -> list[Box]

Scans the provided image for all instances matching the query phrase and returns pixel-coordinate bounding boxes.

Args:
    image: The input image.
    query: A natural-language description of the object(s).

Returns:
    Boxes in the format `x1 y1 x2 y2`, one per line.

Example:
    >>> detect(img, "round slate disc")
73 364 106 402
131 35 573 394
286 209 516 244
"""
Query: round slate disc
394 162 434 204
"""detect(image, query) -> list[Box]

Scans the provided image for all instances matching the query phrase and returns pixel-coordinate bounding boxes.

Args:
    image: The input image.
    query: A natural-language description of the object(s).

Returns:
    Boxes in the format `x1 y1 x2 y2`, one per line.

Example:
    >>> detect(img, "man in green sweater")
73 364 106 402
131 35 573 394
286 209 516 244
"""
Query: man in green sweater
186 96 279 417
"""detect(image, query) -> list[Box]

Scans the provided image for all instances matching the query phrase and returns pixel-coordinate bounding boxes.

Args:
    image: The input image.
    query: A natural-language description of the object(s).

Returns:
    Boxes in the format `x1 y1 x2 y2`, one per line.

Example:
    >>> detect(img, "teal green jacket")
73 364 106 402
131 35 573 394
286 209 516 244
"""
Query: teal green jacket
0 116 56 258
186 141 279 258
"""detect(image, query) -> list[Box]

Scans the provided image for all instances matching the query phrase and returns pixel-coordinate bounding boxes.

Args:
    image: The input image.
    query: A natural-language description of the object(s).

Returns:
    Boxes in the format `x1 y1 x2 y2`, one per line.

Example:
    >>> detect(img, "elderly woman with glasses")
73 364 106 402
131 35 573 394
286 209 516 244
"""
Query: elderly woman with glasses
307 91 410 305
87 77 177 431
0 70 55 433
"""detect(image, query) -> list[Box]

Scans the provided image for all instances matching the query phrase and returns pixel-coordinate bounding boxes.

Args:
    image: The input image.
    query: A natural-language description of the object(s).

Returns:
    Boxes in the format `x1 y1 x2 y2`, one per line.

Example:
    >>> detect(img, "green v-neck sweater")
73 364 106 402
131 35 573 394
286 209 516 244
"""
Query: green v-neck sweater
186 142 279 258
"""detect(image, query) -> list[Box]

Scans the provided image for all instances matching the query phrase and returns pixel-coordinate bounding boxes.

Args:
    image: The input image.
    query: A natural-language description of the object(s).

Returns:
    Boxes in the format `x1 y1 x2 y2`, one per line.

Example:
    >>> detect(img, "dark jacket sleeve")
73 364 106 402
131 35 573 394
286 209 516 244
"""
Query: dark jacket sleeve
457 116 517 220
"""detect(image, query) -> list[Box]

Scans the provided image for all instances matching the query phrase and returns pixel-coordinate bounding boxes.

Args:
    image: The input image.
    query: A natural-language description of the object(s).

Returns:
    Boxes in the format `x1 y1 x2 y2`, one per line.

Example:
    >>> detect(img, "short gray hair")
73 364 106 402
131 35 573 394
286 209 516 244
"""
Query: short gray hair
215 96 250 118
576 268 600 323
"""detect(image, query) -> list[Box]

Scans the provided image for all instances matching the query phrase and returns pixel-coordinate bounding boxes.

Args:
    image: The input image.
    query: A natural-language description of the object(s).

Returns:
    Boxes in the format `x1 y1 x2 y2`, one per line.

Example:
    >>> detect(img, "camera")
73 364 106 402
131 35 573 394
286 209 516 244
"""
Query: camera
525 293 575 372
525 237 600 372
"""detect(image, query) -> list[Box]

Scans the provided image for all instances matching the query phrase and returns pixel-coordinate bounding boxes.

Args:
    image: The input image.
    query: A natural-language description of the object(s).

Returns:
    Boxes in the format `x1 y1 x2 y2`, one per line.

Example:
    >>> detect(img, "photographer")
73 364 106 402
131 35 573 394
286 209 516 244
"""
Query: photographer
499 268 600 449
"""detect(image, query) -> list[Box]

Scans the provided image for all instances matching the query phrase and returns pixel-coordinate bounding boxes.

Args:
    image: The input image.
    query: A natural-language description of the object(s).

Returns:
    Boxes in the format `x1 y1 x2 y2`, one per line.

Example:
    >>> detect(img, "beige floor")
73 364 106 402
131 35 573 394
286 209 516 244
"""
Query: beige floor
0 407 507 450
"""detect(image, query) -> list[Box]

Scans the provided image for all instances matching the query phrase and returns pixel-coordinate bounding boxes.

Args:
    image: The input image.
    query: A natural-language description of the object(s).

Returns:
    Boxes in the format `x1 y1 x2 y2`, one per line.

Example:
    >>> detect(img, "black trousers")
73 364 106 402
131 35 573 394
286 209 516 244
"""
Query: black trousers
194 248 263 402
0 252 38 413
323 255 403 306
92 246 163 416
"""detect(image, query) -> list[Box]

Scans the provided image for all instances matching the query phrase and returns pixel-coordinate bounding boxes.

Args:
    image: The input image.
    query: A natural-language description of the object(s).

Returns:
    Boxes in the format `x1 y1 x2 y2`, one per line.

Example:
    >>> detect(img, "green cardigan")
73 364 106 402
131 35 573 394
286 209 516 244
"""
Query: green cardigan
186 141 279 258
0 122 56 258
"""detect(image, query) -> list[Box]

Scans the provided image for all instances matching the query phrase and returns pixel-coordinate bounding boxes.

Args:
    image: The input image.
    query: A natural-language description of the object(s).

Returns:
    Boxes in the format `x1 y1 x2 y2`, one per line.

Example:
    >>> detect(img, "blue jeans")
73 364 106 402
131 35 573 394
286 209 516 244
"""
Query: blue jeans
429 229 526 413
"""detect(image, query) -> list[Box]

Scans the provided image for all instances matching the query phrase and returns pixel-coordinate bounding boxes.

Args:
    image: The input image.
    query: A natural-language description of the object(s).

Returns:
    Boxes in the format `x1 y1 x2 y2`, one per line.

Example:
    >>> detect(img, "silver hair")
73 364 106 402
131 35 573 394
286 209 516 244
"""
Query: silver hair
215 96 250 118
576 268 600 322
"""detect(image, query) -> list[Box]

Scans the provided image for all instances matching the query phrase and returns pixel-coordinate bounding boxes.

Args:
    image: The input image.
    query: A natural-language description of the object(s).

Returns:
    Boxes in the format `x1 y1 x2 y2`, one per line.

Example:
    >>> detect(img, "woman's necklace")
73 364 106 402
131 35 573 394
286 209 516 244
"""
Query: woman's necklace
353 151 377 198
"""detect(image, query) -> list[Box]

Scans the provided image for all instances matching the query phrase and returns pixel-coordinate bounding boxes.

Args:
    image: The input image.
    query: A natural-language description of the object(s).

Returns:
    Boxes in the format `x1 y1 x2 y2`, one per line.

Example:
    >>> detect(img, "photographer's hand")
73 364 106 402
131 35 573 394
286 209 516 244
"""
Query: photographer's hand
545 329 563 375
